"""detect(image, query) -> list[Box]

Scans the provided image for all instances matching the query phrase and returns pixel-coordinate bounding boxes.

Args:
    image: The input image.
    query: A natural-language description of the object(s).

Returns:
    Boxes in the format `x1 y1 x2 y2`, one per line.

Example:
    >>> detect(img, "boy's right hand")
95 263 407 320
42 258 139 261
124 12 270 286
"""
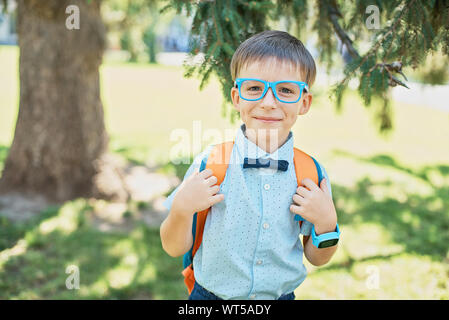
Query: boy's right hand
171 168 225 218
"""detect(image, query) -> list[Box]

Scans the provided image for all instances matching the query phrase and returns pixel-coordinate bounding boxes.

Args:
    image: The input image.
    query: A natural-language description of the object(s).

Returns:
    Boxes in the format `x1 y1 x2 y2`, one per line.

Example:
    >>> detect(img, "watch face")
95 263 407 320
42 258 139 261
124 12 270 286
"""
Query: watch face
318 238 339 248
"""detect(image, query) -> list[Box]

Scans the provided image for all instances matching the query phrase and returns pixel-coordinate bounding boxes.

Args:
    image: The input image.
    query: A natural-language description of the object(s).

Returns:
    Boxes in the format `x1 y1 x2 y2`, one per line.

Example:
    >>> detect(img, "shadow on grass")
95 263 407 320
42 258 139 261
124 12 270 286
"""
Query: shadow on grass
0 143 62 252
112 145 147 166
0 205 61 252
332 150 449 258
111 143 194 198
157 155 194 198
0 200 186 299
157 156 194 181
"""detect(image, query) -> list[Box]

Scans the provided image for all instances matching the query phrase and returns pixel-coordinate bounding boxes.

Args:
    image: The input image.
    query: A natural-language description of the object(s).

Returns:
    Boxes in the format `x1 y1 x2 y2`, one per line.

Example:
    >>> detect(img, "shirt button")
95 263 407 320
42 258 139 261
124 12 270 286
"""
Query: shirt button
263 223 270 229
256 260 263 265
250 294 256 299
264 183 270 190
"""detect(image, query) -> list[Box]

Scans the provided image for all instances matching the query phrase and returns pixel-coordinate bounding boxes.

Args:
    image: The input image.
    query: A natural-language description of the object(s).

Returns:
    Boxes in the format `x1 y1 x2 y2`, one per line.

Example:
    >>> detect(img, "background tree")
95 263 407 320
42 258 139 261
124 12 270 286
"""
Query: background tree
0 0 127 202
166 0 449 132
143 19 158 63
103 0 160 63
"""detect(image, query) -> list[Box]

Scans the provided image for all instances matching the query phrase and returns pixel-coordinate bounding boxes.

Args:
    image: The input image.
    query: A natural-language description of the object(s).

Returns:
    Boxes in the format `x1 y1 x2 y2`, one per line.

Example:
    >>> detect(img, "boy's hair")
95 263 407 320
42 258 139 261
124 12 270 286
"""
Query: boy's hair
230 30 316 87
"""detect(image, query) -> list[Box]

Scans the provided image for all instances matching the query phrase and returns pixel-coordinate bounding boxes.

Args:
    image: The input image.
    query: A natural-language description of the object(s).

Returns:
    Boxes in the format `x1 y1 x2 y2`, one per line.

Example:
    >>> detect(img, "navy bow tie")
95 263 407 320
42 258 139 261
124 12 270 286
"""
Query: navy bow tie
243 157 289 172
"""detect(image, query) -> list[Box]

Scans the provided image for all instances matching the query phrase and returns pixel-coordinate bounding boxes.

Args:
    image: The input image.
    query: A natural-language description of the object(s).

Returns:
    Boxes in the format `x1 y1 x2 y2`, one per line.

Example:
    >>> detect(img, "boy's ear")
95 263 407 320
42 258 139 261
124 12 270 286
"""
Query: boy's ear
298 93 312 115
231 87 241 111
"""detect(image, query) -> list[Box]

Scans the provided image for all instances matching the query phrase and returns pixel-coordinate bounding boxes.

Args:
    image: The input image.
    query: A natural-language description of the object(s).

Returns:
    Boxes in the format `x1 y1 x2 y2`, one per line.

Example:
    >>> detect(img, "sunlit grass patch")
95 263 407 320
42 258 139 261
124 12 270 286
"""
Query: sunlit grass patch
0 199 186 300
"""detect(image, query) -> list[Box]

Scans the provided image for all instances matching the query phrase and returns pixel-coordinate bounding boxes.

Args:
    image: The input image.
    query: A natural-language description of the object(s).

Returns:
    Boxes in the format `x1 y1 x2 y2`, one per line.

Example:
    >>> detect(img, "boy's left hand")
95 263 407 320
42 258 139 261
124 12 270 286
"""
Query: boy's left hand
290 178 337 234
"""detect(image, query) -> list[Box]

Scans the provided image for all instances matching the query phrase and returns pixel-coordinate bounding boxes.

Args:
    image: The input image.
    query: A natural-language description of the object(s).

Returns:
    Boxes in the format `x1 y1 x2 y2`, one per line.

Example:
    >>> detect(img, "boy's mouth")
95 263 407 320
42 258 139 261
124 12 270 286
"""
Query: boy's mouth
254 116 282 123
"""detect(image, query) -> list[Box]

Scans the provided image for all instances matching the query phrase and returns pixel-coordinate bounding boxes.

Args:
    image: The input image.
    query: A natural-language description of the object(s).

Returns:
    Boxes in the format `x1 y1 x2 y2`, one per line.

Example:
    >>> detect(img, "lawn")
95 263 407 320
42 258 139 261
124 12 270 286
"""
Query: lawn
0 45 448 299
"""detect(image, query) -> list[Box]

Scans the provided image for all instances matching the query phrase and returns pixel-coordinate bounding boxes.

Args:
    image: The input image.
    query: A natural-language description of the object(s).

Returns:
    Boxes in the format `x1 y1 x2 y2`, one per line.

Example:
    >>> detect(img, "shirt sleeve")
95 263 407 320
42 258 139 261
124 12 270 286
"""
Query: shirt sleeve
162 145 213 212
299 159 333 236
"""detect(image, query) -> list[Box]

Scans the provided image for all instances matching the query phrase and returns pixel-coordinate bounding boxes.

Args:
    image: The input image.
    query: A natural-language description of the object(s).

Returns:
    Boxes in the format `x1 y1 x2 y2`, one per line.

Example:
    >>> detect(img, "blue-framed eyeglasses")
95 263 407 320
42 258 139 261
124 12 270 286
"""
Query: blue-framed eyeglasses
234 78 309 104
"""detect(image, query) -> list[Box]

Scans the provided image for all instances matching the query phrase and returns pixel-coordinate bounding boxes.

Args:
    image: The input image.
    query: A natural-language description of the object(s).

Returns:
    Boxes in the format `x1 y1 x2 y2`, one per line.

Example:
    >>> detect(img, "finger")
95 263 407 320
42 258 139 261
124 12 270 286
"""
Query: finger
209 193 225 206
188 168 200 181
209 185 220 195
199 168 213 178
320 178 329 194
301 178 319 191
292 194 305 206
296 186 311 198
290 204 304 215
205 175 218 186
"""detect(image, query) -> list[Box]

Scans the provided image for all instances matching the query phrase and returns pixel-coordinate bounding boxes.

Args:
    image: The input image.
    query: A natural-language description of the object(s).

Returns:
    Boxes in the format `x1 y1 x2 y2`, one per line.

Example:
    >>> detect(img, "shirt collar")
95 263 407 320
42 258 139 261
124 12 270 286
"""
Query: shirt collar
234 124 294 163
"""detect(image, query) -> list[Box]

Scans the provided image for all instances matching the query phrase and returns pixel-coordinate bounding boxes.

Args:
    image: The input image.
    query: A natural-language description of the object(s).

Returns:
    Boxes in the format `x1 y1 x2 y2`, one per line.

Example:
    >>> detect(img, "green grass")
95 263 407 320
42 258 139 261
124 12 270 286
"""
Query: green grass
0 199 185 299
0 45 448 299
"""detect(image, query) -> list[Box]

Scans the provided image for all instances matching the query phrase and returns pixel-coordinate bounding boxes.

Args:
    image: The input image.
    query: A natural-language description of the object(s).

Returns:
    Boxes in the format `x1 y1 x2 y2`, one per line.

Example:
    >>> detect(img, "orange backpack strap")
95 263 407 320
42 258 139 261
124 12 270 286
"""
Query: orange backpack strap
191 141 234 258
293 147 319 232
293 147 319 187
183 141 234 294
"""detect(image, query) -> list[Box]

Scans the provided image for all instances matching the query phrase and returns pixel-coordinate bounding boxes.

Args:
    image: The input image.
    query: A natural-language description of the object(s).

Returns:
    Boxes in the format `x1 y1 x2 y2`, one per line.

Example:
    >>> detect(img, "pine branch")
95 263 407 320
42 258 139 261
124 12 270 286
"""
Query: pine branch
325 0 410 89
337 0 414 89
326 0 360 60
211 1 223 46
370 61 409 88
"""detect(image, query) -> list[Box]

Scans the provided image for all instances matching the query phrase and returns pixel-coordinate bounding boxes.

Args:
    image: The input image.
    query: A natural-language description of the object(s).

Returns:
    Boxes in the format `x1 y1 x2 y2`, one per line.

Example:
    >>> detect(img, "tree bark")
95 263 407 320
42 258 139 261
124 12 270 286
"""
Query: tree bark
0 0 126 202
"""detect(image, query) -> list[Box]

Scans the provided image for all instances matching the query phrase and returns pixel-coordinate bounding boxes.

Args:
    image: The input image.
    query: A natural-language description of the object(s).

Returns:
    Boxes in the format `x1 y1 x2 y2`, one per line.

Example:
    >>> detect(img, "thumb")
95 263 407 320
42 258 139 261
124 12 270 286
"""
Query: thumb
188 167 200 180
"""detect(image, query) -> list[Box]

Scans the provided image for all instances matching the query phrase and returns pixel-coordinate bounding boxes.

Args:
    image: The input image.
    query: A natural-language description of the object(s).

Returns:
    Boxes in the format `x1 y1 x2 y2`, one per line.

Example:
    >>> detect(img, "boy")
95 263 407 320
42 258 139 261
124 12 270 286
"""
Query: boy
160 30 339 300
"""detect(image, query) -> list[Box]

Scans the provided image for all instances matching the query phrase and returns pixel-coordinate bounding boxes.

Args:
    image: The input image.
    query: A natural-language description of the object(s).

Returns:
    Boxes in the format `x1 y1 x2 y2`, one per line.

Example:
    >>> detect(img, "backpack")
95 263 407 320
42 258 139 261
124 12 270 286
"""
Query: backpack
181 141 323 294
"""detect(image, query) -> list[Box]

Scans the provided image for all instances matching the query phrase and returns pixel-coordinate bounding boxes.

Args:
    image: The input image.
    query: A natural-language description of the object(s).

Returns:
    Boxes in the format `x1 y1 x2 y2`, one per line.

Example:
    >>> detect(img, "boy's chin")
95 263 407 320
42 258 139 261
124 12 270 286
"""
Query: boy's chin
245 121 287 136
250 119 283 130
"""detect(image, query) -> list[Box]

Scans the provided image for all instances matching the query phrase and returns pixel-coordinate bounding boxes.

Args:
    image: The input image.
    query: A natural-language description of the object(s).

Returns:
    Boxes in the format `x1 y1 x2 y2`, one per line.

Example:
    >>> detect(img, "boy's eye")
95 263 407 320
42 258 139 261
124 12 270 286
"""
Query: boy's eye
276 83 300 96
279 87 293 94
241 80 265 94
248 86 263 91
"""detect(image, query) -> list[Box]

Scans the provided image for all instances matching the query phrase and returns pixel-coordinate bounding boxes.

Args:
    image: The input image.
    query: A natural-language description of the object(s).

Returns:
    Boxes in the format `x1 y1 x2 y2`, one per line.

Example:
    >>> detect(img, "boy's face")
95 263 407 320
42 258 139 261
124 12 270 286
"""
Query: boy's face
231 57 312 146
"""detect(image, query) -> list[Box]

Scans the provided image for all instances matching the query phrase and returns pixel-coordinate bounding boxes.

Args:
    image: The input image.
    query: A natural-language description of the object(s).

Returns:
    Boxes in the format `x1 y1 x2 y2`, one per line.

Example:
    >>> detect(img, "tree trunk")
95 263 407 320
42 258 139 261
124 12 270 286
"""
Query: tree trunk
0 0 127 202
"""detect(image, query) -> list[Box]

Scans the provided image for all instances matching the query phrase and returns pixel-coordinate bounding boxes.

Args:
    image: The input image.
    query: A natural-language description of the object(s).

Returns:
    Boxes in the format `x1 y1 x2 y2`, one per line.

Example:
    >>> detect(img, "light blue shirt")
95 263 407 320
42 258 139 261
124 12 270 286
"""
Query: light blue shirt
163 124 332 299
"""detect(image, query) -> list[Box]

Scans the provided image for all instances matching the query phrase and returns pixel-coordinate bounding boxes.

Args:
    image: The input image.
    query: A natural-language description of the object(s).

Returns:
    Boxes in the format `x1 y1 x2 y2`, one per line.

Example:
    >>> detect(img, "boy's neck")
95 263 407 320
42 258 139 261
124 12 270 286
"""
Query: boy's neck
243 125 290 154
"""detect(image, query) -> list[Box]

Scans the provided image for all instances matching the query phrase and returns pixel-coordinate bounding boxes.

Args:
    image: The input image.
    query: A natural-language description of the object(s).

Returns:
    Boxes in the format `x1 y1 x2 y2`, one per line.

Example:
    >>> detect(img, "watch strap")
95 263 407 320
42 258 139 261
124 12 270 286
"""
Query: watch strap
312 223 340 248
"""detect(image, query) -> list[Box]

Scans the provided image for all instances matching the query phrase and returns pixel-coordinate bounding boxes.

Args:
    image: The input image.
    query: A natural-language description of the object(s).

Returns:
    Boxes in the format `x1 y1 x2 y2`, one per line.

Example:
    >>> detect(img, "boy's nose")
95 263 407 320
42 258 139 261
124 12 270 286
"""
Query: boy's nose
260 87 277 108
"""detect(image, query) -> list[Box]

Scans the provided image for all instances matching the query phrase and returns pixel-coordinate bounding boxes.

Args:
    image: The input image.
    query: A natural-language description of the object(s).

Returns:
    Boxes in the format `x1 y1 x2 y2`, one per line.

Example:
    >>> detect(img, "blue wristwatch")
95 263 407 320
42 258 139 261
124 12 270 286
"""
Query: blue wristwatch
311 223 340 248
